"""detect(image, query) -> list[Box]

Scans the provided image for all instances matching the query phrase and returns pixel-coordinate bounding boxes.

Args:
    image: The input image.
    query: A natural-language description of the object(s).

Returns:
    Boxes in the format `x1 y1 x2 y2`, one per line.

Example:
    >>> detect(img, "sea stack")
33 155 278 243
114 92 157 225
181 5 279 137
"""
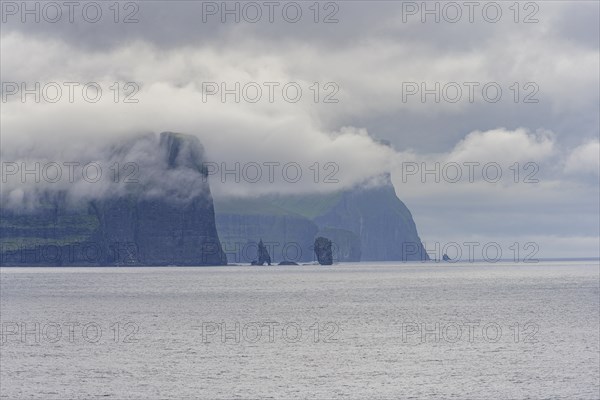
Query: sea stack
314 237 333 265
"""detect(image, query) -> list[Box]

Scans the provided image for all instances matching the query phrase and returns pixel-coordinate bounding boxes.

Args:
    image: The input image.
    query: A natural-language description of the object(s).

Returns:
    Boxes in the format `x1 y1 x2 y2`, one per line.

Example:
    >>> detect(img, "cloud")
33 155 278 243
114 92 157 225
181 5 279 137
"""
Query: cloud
0 133 216 210
447 128 556 164
389 128 599 256
565 140 600 175
1 32 399 201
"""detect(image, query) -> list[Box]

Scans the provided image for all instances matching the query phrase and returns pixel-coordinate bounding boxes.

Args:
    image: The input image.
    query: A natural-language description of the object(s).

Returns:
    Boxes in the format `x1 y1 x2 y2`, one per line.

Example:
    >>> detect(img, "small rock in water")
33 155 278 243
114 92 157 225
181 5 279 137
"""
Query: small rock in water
314 237 333 265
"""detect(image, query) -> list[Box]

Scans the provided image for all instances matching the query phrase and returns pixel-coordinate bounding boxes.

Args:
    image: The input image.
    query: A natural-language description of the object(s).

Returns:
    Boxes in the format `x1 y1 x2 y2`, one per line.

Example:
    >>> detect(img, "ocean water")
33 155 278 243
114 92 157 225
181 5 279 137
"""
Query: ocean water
1 261 598 399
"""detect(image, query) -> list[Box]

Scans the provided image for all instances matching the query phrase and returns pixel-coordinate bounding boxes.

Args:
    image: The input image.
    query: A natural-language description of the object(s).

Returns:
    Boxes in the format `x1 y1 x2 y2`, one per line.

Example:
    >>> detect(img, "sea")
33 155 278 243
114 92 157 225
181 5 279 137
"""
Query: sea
1 261 599 399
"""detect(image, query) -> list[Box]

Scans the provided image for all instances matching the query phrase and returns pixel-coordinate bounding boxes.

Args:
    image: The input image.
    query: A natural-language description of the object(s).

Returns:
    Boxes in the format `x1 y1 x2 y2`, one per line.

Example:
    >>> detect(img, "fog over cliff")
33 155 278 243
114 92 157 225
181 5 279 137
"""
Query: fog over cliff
1 132 216 210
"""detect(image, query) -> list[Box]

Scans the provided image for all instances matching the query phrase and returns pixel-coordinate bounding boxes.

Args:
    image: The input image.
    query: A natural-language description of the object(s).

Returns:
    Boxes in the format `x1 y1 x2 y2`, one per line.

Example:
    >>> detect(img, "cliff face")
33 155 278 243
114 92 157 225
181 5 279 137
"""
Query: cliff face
312 178 429 261
214 176 429 262
214 197 318 263
88 195 226 266
0 132 227 266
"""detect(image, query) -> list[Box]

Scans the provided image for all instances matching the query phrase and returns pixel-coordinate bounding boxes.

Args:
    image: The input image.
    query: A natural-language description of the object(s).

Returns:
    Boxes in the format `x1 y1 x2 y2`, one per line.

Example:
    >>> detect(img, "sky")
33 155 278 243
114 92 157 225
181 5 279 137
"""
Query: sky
1 0 599 258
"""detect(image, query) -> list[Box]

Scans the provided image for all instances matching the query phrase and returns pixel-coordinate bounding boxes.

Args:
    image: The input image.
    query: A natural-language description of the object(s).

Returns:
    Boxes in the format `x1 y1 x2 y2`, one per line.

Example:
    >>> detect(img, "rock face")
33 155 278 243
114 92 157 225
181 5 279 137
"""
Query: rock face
214 174 429 263
0 132 227 266
314 237 333 265
214 197 319 264
312 175 429 261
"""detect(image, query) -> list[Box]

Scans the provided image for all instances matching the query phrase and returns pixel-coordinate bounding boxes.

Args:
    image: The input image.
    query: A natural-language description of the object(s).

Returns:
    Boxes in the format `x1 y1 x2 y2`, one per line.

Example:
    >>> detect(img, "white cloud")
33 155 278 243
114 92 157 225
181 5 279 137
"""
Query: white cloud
447 128 556 164
565 140 600 175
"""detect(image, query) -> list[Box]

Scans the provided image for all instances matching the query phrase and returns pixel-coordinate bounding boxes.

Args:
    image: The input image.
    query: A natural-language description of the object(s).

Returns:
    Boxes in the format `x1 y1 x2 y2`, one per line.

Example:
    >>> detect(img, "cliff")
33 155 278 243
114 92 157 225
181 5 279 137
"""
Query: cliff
214 197 319 264
312 176 429 261
214 175 429 263
0 132 227 266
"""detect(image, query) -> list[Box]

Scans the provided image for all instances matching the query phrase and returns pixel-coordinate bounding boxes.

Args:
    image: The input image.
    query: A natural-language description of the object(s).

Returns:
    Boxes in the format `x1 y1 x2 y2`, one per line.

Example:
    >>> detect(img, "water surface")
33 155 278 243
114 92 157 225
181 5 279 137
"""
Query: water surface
1 261 598 399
